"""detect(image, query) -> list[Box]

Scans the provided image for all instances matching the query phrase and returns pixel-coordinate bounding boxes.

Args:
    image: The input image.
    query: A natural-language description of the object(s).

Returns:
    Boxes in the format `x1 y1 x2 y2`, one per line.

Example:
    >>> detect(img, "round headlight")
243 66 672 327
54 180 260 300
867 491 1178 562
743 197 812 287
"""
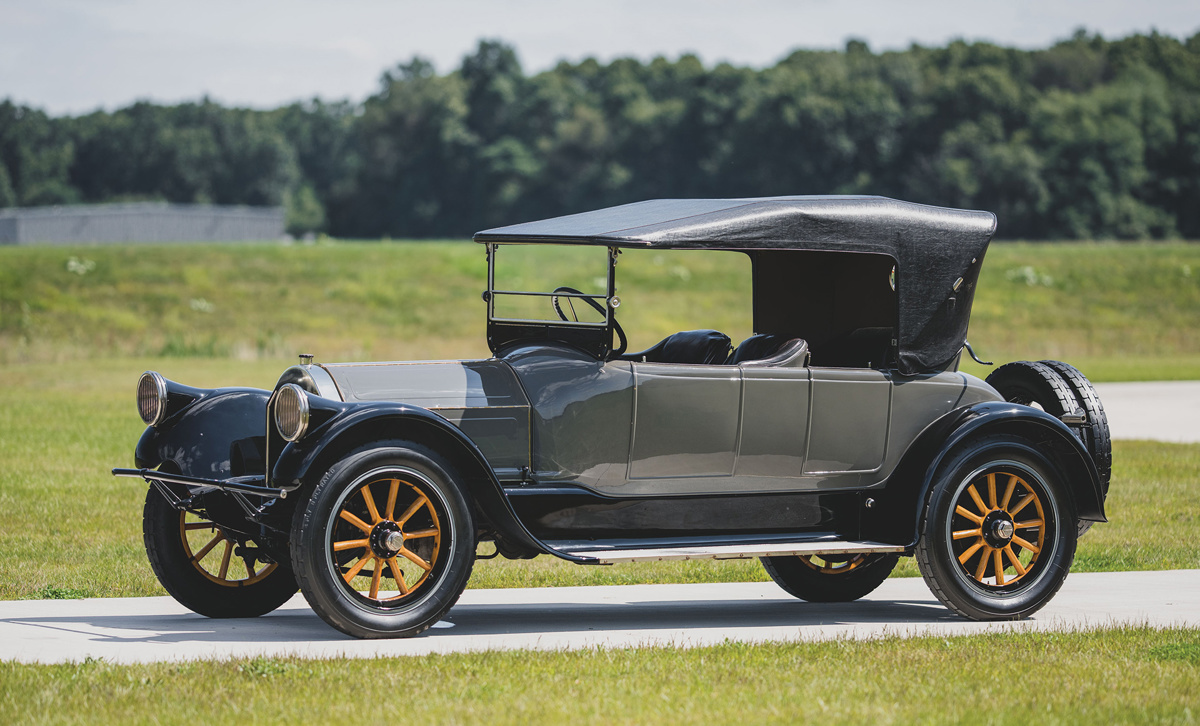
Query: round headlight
275 383 310 442
137 371 168 426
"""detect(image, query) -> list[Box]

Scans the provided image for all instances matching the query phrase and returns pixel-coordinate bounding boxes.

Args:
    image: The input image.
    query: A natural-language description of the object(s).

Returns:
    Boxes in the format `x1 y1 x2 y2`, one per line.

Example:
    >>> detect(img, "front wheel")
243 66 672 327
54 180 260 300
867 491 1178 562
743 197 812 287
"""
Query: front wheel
143 486 298 618
761 552 899 602
291 445 475 639
915 435 1077 620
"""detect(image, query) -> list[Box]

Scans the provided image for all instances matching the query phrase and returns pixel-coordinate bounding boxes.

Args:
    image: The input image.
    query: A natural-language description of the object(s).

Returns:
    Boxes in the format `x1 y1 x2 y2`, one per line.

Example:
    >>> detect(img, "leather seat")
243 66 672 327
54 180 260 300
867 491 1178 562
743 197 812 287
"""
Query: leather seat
619 330 732 364
727 334 786 365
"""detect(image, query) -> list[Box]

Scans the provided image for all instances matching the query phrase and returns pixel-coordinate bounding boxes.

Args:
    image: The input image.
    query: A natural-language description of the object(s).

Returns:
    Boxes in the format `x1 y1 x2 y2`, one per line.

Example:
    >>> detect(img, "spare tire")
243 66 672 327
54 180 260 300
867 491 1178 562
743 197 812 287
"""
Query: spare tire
1040 360 1112 496
985 361 1079 421
985 360 1111 537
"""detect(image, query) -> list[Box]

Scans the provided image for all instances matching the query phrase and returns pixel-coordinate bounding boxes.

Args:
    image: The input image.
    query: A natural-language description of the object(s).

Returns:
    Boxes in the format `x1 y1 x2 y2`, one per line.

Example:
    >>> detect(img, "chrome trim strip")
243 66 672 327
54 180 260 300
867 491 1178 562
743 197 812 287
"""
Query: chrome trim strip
563 540 905 564
307 364 343 400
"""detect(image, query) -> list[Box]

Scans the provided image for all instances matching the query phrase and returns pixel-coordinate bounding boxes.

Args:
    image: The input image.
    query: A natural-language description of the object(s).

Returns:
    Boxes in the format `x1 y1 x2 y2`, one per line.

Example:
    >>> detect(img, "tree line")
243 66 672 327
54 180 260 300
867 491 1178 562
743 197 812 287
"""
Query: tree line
2 30 1199 239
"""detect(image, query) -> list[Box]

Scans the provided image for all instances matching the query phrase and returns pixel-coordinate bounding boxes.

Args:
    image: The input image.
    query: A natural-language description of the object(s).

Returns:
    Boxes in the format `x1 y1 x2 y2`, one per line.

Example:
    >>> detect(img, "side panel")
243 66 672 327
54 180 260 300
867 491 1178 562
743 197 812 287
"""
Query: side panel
735 365 811 478
629 364 741 479
805 368 891 473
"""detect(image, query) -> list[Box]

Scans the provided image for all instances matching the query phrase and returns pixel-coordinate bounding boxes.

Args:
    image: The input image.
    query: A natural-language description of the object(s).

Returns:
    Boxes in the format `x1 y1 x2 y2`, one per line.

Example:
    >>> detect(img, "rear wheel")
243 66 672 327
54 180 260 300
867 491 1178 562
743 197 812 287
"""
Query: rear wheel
143 486 298 618
761 552 899 602
291 445 475 639
916 435 1076 620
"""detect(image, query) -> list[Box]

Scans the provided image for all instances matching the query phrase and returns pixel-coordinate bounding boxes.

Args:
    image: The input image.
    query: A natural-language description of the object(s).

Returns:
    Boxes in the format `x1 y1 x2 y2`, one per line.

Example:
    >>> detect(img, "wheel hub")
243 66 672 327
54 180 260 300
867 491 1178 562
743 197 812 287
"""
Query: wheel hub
370 521 404 558
982 511 1015 548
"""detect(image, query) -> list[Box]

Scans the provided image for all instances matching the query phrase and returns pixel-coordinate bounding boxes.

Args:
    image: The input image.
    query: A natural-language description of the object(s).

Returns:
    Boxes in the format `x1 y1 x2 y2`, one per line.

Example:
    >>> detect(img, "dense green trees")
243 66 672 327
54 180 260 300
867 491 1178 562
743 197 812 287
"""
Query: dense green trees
2 31 1198 239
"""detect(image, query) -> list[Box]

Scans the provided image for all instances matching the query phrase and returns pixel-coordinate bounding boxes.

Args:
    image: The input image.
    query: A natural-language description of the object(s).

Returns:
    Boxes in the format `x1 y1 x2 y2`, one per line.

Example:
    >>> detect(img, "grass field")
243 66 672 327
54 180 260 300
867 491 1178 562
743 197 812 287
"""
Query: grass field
2 240 1199 377
1 627 1196 724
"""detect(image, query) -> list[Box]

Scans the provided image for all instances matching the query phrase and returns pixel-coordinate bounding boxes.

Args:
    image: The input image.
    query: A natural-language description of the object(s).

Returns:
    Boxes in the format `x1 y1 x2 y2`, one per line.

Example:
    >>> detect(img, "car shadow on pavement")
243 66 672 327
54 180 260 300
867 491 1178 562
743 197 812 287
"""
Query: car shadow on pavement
1 596 958 645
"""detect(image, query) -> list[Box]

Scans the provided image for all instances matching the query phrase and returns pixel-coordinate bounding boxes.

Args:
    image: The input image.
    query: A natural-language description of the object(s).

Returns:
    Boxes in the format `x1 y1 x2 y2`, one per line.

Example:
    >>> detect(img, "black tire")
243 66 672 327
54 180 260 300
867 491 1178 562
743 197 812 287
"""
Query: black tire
761 553 899 602
987 360 1111 537
143 486 298 618
290 445 475 639
1039 360 1112 495
915 435 1077 620
985 361 1078 420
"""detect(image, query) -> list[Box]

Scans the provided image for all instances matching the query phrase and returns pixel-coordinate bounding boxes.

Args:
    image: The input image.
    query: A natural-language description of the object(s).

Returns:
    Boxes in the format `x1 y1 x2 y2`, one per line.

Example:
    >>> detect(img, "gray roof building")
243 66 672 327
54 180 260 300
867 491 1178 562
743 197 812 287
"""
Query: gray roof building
0 203 284 245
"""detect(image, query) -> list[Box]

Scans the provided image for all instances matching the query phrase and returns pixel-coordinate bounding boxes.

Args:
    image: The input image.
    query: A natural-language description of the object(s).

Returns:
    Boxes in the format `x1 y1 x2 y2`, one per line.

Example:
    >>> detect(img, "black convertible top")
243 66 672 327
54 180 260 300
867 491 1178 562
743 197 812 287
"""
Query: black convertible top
475 196 998 375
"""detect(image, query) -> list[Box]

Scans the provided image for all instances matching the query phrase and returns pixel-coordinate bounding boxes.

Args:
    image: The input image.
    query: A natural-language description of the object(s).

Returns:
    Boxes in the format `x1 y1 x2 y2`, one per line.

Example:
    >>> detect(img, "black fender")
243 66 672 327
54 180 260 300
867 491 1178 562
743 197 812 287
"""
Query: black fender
271 403 556 559
134 387 270 478
863 401 1106 547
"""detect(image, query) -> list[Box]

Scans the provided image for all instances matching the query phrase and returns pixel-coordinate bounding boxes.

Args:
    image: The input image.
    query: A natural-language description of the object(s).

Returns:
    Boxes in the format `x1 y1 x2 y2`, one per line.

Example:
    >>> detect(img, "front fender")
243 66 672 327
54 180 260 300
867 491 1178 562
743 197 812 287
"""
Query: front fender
863 401 1106 547
271 403 557 559
134 388 270 478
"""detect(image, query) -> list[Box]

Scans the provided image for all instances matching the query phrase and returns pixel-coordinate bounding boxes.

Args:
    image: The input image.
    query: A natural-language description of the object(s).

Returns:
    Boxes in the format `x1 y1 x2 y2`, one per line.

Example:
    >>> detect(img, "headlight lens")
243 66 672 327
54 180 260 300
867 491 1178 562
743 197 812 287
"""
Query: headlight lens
274 383 310 442
137 371 168 426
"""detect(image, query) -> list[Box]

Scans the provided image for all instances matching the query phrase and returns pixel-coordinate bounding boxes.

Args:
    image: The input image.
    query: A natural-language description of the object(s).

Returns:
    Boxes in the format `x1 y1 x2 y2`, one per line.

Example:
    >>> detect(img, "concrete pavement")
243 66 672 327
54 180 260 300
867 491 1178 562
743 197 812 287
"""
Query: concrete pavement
1094 380 1200 443
1 570 1197 665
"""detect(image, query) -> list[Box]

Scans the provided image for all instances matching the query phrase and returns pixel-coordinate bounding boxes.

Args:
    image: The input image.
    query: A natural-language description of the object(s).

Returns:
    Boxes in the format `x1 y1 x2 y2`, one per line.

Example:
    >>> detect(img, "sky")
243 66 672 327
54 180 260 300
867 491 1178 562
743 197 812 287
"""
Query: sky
2 0 1198 115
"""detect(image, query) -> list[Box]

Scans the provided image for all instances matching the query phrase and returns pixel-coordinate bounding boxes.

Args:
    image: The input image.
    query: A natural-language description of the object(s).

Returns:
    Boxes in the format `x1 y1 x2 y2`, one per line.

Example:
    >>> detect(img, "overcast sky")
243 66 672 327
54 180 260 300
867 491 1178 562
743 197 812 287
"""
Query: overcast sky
3 0 1198 115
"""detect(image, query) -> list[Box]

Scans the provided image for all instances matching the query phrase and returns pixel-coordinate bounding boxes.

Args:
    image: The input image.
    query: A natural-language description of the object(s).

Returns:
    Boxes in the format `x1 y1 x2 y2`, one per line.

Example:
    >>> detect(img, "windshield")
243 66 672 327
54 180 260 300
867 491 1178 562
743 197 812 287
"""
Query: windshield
488 244 613 326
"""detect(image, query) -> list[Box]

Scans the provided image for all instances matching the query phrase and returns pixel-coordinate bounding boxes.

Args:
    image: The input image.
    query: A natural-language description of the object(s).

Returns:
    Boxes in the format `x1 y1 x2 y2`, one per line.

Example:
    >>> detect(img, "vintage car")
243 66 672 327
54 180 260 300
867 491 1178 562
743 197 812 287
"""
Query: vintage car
114 196 1111 638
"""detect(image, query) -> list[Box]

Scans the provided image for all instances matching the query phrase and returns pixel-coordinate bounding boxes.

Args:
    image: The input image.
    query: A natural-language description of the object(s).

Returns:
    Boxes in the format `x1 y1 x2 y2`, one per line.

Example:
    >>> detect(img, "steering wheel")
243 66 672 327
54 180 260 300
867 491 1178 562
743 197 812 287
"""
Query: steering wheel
551 286 627 358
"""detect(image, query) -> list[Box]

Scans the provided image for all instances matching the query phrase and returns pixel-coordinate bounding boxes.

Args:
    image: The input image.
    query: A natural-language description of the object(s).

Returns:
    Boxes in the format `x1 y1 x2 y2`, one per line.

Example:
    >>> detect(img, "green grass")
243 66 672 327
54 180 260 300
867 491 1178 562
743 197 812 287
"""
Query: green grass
1 627 1197 724
0 356 1195 599
3 240 1199 378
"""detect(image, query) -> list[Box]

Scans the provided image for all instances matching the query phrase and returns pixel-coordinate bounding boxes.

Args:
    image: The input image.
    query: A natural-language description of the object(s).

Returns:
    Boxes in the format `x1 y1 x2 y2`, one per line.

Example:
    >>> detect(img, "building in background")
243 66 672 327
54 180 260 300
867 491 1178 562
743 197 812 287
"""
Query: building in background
0 203 284 245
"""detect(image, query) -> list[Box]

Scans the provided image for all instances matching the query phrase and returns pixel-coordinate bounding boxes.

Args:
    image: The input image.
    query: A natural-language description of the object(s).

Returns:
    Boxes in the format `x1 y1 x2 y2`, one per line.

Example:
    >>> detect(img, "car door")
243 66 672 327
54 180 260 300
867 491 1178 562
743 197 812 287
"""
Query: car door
804 367 892 474
625 362 741 491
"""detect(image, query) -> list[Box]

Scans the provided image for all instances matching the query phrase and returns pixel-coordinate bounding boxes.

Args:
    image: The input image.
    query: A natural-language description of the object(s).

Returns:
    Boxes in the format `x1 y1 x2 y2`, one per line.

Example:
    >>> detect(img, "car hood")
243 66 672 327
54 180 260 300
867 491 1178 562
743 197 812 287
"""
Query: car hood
318 359 529 409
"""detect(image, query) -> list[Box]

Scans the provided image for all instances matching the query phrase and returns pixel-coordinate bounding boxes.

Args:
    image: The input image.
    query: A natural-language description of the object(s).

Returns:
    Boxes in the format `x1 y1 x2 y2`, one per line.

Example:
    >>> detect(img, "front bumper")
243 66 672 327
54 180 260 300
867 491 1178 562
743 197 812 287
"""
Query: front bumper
112 468 287 498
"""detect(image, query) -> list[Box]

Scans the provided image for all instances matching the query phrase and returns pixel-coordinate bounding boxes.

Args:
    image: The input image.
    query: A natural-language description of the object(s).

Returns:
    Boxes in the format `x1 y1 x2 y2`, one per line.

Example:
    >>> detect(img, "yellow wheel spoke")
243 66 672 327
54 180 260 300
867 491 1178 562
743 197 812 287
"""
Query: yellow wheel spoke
993 549 1006 586
1004 546 1027 576
369 560 383 599
246 559 257 579
973 547 992 581
184 521 215 531
1009 493 1036 518
986 473 997 509
403 528 439 539
967 485 988 515
191 532 224 562
1001 475 1018 511
385 479 400 521
952 528 982 540
217 540 233 580
1011 535 1041 553
361 485 382 524
399 547 432 571
387 557 409 595
343 554 373 583
958 541 985 565
397 494 430 527
1014 519 1044 530
955 505 985 525
338 510 373 534
333 538 370 552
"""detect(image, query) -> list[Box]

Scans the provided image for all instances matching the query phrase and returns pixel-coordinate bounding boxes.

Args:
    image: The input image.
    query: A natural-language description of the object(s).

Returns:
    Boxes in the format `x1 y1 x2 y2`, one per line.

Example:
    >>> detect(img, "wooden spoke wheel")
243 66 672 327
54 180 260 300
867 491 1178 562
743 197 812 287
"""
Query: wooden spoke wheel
761 552 899 603
948 470 1045 588
916 435 1077 621
180 512 277 587
291 445 475 639
142 485 298 618
329 474 444 605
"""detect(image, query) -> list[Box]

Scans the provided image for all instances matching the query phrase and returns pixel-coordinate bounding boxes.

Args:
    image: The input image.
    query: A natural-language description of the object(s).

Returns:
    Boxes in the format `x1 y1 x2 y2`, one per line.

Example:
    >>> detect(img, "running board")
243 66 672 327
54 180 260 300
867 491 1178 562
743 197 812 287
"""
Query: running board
561 540 905 565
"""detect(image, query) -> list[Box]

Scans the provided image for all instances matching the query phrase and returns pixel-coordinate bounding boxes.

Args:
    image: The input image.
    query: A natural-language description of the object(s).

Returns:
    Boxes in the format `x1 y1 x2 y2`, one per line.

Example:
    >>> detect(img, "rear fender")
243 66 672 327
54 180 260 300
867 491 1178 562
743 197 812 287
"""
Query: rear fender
863 401 1106 547
134 388 270 478
271 404 551 558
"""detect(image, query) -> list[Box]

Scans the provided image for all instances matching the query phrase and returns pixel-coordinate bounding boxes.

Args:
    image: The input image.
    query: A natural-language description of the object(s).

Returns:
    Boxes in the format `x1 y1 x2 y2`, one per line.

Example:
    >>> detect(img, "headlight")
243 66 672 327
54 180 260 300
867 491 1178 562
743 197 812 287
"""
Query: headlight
274 383 310 442
137 371 168 426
